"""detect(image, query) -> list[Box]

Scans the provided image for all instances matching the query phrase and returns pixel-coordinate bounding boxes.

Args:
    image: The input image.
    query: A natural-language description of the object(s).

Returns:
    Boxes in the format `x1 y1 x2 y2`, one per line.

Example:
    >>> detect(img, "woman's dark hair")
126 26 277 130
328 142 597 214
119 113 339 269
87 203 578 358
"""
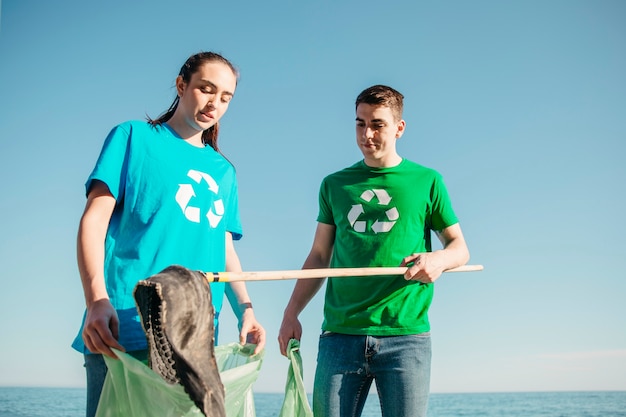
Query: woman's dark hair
148 52 239 152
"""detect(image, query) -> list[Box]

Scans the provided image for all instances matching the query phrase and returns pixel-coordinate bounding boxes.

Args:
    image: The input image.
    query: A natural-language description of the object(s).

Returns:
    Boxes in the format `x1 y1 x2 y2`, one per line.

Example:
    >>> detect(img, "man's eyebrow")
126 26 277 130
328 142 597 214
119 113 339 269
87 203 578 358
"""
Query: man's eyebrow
355 117 386 124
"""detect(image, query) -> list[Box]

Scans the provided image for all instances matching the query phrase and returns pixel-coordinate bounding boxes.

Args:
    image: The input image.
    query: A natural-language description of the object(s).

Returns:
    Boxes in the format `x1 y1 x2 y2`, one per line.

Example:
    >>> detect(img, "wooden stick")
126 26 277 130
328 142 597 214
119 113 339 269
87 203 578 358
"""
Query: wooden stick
206 264 483 283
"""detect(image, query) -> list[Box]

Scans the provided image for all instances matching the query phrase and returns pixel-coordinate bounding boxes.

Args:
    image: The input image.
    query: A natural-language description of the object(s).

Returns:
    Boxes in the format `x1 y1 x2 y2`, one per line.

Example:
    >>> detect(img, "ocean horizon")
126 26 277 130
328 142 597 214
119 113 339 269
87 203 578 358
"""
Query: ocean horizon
1 387 625 417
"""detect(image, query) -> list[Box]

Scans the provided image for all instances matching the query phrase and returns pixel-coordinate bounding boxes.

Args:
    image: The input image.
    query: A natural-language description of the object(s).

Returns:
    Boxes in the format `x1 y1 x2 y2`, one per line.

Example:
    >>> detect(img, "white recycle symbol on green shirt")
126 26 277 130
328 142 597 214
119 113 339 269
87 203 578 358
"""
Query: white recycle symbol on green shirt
175 169 224 228
348 188 399 233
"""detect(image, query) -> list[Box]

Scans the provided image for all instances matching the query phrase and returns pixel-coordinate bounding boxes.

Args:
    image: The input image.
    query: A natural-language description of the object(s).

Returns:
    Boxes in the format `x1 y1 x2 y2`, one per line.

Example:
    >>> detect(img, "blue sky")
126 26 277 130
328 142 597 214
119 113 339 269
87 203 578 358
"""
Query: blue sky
0 0 625 394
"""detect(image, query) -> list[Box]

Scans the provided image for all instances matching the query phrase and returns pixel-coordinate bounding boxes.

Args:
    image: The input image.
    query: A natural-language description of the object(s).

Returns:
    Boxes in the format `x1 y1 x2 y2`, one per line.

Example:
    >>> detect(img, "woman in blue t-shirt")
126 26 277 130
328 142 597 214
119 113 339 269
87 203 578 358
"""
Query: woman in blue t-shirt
75 51 265 417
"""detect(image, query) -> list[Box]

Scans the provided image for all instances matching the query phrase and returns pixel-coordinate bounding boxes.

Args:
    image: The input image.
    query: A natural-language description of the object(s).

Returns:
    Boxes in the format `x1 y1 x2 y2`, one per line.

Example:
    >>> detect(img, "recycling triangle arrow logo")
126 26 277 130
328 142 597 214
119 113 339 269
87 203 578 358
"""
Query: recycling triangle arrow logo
347 188 399 234
175 169 224 228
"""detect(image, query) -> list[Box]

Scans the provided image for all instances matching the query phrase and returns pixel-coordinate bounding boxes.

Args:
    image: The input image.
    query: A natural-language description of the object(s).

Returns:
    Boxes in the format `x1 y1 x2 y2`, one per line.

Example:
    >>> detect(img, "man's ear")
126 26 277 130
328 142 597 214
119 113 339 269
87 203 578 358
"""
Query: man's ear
396 119 406 139
175 75 185 97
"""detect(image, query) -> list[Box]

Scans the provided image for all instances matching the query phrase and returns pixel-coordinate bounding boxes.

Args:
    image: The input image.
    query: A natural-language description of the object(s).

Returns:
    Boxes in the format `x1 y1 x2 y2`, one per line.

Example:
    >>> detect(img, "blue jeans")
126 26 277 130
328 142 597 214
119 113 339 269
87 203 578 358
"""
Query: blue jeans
313 332 432 417
84 350 148 417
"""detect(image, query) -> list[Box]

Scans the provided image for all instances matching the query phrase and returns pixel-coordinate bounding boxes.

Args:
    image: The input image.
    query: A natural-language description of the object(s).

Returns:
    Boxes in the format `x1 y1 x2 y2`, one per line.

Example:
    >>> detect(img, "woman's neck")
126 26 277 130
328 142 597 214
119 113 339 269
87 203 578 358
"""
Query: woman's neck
165 116 205 148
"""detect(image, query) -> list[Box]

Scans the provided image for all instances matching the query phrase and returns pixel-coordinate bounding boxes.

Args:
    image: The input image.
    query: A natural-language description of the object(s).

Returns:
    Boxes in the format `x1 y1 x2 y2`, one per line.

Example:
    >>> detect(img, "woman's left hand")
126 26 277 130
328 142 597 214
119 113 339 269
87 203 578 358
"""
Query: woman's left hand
240 308 266 354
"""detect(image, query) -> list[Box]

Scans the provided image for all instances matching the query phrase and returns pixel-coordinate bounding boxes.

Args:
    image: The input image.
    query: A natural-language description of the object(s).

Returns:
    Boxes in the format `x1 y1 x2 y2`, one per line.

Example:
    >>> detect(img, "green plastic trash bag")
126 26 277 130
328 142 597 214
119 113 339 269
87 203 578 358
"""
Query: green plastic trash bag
216 343 264 417
96 343 264 417
278 339 313 417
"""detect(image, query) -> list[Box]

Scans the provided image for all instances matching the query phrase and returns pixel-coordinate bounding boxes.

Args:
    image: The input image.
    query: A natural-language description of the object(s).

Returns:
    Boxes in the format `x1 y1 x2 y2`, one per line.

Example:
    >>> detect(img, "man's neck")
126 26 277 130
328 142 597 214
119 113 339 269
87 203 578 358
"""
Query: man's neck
363 153 403 168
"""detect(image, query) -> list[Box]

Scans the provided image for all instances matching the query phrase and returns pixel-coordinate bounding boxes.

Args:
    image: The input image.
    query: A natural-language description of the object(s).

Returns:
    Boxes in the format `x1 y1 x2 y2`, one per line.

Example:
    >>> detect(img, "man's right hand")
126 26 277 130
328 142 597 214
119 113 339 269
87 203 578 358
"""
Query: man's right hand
278 315 303 356
82 299 125 358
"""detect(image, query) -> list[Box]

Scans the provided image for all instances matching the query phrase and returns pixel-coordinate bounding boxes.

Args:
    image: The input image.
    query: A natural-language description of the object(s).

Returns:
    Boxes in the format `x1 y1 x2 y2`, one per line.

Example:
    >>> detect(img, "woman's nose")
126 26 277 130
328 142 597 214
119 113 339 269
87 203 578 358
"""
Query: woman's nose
206 96 217 110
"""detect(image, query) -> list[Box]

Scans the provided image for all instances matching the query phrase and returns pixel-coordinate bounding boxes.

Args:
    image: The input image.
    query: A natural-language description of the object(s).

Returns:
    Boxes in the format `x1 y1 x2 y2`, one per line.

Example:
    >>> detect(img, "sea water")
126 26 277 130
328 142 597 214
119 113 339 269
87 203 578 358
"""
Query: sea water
1 387 625 417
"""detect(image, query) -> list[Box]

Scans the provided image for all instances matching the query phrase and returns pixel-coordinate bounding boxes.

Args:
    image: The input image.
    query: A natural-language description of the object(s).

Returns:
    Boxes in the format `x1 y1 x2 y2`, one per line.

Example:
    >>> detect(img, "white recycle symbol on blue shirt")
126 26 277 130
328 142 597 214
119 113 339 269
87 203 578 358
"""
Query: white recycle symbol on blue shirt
348 189 399 233
175 169 224 228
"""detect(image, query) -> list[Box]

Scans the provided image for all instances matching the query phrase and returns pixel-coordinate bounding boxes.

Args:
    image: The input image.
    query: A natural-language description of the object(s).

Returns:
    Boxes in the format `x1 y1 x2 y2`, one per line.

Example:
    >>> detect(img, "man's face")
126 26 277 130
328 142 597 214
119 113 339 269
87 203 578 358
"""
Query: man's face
355 103 405 166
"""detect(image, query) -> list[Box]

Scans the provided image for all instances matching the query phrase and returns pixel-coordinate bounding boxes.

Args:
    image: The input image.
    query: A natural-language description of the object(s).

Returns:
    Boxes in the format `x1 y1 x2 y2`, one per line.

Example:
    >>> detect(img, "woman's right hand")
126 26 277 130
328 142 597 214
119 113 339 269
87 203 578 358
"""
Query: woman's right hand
82 298 125 358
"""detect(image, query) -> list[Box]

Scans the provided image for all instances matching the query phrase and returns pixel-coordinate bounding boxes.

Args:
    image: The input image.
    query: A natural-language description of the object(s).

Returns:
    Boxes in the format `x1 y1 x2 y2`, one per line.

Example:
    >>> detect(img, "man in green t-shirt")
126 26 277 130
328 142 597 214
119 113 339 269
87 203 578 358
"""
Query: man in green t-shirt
278 85 471 417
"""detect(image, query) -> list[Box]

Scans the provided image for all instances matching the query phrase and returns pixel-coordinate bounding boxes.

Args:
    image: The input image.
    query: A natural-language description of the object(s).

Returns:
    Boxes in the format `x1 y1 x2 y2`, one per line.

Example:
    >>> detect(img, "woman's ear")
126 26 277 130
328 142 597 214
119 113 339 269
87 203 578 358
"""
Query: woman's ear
175 75 185 97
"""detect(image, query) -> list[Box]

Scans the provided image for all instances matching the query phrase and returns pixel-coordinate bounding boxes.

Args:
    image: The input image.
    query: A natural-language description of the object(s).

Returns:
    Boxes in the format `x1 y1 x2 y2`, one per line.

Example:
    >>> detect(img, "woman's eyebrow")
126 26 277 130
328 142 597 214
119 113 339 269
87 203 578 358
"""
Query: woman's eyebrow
199 79 234 96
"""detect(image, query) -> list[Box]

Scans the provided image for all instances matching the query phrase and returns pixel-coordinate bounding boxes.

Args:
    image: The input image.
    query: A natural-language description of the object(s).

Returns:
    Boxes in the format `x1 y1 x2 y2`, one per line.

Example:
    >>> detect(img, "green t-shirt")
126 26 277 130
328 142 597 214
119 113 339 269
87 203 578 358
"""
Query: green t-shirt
317 159 458 335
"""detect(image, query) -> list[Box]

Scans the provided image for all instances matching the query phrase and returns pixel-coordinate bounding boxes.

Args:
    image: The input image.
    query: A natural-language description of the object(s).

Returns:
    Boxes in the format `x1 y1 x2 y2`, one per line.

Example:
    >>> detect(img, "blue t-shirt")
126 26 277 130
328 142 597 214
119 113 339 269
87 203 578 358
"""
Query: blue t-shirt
72 121 242 353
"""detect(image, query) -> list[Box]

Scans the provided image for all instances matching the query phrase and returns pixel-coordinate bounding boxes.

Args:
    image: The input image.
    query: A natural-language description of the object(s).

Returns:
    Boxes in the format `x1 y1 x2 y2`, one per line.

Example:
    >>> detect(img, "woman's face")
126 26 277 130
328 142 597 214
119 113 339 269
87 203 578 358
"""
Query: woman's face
175 61 238 133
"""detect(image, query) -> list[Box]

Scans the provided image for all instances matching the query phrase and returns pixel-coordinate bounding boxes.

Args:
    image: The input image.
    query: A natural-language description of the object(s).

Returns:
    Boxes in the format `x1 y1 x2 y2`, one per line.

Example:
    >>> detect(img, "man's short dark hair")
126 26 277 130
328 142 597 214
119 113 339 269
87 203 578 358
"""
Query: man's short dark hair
355 85 404 121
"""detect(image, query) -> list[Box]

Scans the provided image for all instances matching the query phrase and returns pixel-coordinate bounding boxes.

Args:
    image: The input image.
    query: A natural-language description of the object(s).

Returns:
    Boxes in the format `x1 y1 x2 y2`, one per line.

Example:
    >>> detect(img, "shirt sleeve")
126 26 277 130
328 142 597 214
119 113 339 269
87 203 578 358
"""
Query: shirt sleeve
316 177 335 225
429 173 459 231
85 122 132 201
224 167 243 240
